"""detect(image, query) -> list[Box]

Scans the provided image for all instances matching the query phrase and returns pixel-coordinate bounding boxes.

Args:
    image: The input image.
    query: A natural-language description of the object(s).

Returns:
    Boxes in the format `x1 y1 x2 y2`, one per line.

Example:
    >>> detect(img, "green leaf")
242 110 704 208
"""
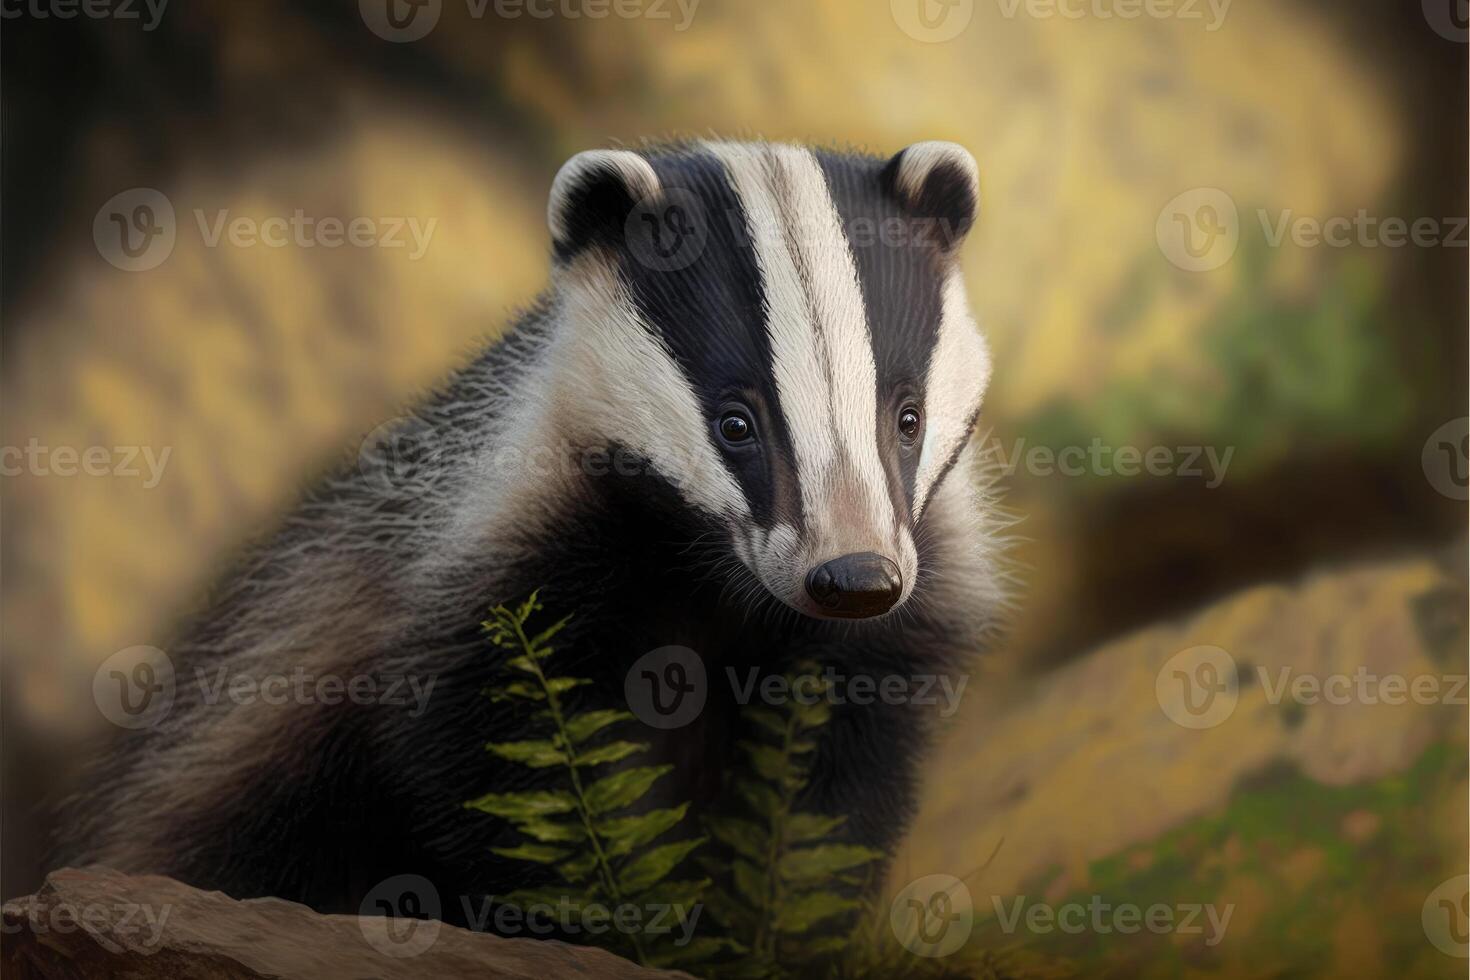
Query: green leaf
734 775 781 817
784 813 846 844
562 709 634 745
617 837 706 894
743 706 787 736
600 804 690 857
639 876 709 908
779 844 884 883
527 614 572 652
498 887 572 910
572 740 647 768
582 765 671 816
557 850 599 884
484 739 566 768
739 741 789 782
516 819 585 844
514 591 541 623
705 815 767 863
488 681 544 702
792 696 832 729
798 935 850 955
545 676 589 696
731 859 767 906
490 842 567 864
772 891 860 932
463 789 577 820
505 655 540 673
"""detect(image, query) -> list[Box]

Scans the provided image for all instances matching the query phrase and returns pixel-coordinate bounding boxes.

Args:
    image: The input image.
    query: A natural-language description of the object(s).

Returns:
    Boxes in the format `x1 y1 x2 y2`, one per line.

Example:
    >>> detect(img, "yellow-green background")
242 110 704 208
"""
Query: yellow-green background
2 1 1465 976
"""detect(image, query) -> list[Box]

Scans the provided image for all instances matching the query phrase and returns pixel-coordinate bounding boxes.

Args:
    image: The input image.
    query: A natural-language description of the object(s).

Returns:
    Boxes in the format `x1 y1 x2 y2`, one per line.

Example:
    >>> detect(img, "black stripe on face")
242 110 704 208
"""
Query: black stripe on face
617 148 802 531
813 149 947 522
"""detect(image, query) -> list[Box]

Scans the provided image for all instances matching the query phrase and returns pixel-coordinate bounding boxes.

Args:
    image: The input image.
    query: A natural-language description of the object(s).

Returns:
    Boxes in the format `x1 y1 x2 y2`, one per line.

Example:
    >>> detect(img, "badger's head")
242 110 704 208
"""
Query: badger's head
545 141 990 621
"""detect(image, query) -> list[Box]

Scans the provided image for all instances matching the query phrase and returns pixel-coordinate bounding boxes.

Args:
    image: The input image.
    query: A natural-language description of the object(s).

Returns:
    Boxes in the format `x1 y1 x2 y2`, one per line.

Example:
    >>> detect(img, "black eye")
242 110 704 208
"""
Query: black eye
898 406 922 443
719 411 753 444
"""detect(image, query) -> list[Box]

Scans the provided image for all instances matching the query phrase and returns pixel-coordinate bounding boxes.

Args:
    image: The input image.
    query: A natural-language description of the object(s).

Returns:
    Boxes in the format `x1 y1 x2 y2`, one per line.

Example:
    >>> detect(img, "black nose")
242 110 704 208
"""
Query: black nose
805 552 903 618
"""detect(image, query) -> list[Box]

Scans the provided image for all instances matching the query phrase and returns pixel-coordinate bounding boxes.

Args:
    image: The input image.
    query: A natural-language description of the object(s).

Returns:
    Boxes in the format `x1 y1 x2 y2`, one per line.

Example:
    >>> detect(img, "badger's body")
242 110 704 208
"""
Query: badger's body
58 140 1006 921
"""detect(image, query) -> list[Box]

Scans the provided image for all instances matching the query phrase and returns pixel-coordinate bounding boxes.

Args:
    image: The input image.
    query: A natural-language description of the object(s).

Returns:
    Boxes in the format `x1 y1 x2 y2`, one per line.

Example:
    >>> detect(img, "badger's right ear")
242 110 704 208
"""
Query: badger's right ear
882 141 980 253
548 150 662 260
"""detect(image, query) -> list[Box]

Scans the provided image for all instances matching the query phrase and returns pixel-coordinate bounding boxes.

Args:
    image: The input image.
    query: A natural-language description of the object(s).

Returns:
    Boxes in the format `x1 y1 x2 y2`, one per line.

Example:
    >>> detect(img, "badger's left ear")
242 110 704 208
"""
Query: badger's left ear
548 149 663 260
883 141 980 252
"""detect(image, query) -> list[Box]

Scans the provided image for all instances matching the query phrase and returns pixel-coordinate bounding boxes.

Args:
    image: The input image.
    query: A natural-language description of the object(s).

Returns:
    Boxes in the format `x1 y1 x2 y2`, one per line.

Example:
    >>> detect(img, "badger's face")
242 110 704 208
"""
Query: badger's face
547 141 990 621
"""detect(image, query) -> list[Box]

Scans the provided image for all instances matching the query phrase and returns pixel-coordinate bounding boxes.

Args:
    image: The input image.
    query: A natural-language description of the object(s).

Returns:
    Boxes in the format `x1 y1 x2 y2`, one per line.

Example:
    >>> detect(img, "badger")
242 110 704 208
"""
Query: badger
58 139 1007 921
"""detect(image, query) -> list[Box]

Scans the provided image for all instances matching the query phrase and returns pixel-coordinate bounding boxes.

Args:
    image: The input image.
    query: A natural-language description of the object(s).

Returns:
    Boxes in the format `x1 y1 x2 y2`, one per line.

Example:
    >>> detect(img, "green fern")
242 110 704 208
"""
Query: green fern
463 591 721 968
702 660 885 977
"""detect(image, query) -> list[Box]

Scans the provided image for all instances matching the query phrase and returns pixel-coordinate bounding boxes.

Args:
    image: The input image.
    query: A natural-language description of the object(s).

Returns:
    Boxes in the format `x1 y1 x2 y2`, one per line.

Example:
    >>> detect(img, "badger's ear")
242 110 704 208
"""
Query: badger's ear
883 141 980 252
548 150 662 260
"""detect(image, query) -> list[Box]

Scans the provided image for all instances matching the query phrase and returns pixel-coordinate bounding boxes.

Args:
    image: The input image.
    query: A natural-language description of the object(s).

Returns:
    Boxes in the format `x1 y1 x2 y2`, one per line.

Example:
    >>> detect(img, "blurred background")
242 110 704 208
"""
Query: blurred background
2 0 1466 975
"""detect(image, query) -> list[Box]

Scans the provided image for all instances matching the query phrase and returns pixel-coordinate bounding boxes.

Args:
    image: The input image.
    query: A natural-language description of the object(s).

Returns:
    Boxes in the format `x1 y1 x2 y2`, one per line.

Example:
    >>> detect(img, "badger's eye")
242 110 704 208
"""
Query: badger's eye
898 405 922 443
719 411 754 445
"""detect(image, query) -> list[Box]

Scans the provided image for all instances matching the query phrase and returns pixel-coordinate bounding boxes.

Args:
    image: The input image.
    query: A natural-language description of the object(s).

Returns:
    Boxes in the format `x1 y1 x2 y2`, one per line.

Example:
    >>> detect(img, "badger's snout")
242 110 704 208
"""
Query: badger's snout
804 552 903 618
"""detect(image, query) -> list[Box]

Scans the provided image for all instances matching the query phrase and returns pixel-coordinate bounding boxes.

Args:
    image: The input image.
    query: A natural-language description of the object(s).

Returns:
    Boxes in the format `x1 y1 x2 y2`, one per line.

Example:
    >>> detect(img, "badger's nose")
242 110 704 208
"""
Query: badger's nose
805 552 903 618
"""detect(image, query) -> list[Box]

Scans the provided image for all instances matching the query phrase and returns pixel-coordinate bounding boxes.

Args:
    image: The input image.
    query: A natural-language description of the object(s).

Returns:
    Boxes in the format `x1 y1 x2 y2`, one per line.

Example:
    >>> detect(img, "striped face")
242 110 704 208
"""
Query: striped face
548 141 990 620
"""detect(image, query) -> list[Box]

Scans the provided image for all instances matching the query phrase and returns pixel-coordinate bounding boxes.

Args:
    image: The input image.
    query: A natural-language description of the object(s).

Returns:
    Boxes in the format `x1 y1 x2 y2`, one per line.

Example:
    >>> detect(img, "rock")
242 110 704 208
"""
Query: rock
2 867 693 980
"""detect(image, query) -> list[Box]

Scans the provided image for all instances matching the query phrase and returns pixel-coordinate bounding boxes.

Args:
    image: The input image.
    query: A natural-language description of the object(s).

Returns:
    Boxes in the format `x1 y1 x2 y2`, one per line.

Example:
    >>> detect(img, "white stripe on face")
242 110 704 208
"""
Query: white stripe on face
556 253 751 520
913 269 991 518
706 142 901 567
